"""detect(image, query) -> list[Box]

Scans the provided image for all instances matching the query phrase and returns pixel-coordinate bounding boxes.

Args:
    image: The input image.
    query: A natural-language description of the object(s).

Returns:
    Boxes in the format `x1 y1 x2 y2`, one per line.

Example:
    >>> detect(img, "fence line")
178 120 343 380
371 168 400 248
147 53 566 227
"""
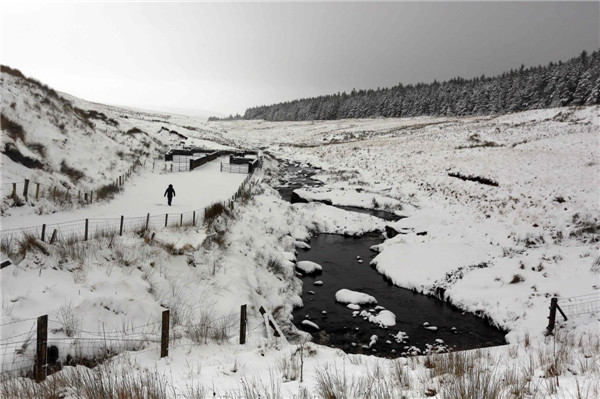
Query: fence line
1 158 143 205
221 162 250 174
0 302 282 383
546 293 600 334
0 160 261 256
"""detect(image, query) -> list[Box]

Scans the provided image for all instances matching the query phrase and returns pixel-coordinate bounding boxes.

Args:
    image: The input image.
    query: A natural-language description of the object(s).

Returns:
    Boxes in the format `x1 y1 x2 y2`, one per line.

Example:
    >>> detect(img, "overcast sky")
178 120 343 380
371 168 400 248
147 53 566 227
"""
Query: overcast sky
2 2 598 117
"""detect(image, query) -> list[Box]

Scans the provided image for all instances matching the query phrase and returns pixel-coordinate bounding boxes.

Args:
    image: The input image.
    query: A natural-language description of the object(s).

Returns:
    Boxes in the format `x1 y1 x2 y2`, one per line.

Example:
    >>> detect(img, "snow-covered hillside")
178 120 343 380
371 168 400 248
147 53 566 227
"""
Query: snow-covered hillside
1 69 599 398
0 66 231 216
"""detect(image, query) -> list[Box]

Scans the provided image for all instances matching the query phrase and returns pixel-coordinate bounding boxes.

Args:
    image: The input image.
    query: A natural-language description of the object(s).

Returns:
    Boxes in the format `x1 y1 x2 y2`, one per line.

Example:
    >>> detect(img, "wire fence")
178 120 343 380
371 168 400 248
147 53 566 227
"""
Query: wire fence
0 160 262 253
0 317 162 381
221 163 250 174
1 159 143 204
0 303 278 383
560 293 600 317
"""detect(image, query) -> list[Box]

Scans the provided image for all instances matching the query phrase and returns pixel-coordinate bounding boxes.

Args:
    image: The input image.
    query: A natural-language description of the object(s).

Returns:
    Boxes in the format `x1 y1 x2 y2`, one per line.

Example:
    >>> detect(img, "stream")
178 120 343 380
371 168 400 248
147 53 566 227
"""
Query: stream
277 162 507 357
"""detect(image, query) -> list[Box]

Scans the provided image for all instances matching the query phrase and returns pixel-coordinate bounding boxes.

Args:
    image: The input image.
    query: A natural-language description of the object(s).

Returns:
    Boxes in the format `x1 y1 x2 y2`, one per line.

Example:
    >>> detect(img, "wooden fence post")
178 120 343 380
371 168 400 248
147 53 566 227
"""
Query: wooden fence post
161 309 170 358
259 306 281 337
50 229 58 244
165 214 168 227
12 183 17 197
546 297 568 334
146 213 150 231
84 219 89 241
119 216 124 236
23 179 30 199
34 315 48 382
180 214 183 227
547 297 557 334
90 191 93 203
36 183 40 200
41 224 46 242
240 304 247 344
84 192 88 203
193 211 196 226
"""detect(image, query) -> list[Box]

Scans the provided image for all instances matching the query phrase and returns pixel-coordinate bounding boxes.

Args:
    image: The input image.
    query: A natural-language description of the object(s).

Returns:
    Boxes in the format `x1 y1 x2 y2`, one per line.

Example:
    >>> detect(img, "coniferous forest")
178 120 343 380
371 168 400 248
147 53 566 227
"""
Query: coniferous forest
228 50 599 122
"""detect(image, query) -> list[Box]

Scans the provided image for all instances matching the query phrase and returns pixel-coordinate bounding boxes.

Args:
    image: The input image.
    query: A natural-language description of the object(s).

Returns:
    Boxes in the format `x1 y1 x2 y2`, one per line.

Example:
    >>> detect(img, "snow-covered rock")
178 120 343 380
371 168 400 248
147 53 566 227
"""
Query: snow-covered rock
301 320 320 330
335 289 377 305
296 260 323 274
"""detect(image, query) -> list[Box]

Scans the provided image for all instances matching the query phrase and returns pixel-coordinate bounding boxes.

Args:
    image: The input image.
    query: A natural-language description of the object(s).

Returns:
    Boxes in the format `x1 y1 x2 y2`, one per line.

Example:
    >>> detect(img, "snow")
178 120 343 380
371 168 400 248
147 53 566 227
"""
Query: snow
301 320 319 330
293 187 403 212
1 69 599 397
295 260 322 274
335 289 377 305
370 310 396 327
1 156 245 231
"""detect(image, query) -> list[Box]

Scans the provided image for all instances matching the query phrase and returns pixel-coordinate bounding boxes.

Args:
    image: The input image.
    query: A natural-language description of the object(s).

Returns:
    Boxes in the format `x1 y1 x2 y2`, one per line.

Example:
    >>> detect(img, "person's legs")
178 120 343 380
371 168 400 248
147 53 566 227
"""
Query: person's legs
168 196 172 206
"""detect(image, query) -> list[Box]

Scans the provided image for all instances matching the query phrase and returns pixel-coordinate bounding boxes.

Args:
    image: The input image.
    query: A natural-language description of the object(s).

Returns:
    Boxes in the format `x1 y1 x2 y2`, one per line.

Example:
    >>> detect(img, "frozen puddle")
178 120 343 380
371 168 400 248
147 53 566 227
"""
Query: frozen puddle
292 233 506 357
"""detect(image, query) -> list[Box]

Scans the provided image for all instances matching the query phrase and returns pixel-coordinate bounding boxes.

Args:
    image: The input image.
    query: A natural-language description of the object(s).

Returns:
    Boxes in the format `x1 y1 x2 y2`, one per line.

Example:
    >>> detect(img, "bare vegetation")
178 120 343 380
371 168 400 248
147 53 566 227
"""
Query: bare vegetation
1 113 26 141
59 160 85 183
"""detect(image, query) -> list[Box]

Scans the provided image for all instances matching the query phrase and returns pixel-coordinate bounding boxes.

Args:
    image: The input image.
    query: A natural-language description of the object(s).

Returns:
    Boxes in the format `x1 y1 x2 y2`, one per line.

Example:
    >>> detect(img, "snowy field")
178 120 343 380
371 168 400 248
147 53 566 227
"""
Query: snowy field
1 156 245 231
1 69 599 399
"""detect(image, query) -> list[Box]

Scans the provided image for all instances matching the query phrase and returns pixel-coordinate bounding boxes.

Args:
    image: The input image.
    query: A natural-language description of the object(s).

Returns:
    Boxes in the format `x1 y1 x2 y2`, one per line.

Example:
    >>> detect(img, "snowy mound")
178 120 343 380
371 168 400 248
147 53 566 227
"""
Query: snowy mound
296 260 323 274
335 289 377 305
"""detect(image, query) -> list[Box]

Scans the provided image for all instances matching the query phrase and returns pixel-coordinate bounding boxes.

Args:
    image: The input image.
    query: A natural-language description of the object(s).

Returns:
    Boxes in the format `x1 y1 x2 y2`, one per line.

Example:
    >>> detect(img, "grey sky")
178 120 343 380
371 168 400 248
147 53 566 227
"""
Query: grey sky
2 2 598 117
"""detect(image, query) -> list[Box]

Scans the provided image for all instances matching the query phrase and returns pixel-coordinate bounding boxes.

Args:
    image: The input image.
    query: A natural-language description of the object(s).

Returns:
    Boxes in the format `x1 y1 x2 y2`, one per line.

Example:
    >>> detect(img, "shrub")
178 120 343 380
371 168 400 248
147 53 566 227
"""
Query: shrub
17 233 49 258
55 302 79 337
509 274 525 284
266 256 288 278
204 202 230 226
1 64 26 79
591 256 600 273
3 143 44 169
126 127 143 135
185 310 233 344
1 113 26 141
95 182 121 201
570 213 600 243
60 160 85 183
27 142 47 158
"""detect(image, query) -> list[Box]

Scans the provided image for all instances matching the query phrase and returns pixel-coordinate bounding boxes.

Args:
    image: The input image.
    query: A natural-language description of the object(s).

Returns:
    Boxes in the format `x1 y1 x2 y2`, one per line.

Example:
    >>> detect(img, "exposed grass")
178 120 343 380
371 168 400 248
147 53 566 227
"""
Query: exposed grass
0 361 173 399
95 182 121 201
266 256 288 279
1 113 26 142
17 233 49 258
60 160 85 183
203 202 230 226
448 171 499 187
184 310 233 345
277 351 301 381
3 143 44 169
570 213 600 243
26 142 47 159
126 127 143 135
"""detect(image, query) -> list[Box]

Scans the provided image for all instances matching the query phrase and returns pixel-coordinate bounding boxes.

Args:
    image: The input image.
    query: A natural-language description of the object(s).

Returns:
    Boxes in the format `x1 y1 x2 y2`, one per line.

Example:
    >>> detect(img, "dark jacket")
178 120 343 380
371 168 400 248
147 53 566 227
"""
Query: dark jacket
164 186 176 198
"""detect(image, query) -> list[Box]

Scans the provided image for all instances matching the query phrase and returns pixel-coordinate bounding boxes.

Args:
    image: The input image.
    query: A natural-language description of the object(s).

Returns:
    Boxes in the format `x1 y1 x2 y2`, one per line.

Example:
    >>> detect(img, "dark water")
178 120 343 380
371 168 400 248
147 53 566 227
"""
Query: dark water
292 234 507 357
277 162 506 356
275 162 322 202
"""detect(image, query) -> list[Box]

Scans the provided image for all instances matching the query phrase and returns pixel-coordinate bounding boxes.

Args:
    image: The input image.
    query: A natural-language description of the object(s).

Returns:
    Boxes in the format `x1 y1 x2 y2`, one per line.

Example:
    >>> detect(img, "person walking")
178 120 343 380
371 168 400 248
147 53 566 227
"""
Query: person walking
164 184 176 206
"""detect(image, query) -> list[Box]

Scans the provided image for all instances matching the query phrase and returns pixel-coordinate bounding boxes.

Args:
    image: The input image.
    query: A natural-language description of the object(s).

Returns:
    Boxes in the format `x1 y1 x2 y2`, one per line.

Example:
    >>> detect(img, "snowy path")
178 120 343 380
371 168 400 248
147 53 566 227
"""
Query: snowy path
0 157 246 230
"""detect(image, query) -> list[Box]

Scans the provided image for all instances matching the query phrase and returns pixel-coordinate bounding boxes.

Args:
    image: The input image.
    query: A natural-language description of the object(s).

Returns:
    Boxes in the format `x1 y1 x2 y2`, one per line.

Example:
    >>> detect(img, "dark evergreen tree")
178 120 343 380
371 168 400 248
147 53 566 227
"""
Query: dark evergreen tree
240 50 599 121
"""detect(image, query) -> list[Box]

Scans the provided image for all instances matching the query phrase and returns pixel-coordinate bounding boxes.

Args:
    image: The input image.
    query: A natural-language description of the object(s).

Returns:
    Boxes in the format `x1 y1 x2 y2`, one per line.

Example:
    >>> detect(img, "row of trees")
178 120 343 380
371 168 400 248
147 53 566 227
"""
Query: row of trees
237 50 599 121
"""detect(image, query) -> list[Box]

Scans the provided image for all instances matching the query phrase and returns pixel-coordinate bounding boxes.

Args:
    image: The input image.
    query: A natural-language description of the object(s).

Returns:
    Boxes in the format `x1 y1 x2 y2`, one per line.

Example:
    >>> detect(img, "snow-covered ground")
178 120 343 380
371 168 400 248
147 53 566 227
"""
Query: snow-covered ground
1 156 245 231
1 68 599 398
